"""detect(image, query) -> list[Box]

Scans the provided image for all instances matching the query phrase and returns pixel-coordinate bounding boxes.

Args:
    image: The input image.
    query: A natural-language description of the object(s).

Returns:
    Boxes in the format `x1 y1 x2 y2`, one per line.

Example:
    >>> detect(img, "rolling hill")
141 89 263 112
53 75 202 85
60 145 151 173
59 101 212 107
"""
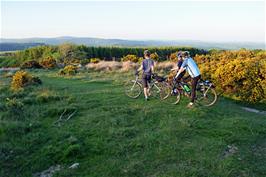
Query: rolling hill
1 36 265 51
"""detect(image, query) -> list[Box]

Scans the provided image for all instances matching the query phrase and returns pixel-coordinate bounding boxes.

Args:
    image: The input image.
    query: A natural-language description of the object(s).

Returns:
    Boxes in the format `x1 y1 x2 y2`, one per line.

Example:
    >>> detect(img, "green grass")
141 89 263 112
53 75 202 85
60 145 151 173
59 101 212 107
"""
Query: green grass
0 70 265 177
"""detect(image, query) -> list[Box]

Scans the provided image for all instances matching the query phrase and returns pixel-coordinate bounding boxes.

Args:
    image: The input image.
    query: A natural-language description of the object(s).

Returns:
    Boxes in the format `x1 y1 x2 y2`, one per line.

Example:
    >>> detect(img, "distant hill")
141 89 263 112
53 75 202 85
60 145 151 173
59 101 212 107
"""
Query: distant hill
0 36 265 51
0 42 45 52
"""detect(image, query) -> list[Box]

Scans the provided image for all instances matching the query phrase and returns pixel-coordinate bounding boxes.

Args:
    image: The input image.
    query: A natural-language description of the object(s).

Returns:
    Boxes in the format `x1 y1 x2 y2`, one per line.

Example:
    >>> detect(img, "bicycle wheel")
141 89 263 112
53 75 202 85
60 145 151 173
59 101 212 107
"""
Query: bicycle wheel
196 87 217 106
168 88 181 104
157 82 171 100
124 80 142 98
149 82 161 99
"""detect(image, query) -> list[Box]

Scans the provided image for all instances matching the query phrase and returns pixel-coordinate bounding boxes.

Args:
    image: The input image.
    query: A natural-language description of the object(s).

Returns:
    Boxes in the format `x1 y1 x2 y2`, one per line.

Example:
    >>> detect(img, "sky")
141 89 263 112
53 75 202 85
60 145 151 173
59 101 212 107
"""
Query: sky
1 0 265 43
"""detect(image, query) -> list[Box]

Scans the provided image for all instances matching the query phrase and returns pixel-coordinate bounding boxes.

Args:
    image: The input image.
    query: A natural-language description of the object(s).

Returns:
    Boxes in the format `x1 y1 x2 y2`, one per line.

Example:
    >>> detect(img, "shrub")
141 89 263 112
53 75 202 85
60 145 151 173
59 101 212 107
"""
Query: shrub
11 71 42 91
58 65 78 75
67 58 81 65
21 60 42 69
40 56 57 69
150 52 160 61
121 55 141 63
90 58 100 64
169 52 178 62
80 59 91 65
195 50 266 103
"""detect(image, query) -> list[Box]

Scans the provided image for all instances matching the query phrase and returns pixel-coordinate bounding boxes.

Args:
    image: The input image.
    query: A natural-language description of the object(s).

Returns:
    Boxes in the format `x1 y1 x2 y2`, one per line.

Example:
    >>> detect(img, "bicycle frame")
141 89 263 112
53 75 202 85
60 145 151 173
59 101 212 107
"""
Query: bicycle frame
198 81 213 97
134 74 161 93
130 75 140 91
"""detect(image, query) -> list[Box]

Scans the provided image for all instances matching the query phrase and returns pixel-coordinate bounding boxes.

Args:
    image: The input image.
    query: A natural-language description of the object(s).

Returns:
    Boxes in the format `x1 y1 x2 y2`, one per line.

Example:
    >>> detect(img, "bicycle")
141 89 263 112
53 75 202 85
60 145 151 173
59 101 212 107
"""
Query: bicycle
166 77 217 106
124 72 170 100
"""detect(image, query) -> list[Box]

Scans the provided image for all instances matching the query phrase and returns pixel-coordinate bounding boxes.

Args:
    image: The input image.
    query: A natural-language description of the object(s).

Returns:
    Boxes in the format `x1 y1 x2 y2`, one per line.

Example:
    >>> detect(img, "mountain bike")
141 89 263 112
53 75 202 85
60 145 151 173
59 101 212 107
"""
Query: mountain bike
124 72 170 100
166 77 217 106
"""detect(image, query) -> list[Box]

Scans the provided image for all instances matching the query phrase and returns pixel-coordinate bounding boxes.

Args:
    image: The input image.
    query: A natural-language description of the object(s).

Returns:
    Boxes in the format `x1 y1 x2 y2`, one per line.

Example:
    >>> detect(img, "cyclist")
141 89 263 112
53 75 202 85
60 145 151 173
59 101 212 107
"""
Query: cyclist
171 51 186 81
175 51 201 108
136 50 155 101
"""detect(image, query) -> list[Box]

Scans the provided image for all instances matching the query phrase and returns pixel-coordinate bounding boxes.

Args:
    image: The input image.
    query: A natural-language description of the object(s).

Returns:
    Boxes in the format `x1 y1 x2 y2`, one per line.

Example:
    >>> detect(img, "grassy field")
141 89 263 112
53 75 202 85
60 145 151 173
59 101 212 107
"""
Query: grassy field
0 70 265 177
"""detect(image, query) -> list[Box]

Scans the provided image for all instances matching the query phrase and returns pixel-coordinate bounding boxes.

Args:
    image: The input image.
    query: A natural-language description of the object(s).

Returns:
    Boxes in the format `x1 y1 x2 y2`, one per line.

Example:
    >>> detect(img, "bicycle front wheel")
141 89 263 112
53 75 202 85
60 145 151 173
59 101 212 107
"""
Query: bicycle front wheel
124 80 142 98
168 88 181 105
196 87 217 106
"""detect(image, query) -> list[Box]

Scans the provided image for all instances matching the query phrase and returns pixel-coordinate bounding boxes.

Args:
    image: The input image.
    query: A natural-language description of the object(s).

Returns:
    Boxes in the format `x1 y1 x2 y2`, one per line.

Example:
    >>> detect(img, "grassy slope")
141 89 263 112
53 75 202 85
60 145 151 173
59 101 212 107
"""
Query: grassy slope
0 70 265 177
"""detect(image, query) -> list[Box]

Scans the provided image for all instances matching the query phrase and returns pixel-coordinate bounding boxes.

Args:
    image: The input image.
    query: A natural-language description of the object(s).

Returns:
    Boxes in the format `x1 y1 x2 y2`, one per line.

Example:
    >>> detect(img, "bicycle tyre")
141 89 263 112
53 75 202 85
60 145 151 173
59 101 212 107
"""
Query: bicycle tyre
196 87 217 106
124 80 142 99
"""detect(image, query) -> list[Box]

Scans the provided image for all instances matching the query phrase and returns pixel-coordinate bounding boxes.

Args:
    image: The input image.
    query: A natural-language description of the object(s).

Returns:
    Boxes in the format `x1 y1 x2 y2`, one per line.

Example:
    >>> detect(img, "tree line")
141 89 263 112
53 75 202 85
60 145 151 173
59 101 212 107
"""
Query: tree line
13 43 208 62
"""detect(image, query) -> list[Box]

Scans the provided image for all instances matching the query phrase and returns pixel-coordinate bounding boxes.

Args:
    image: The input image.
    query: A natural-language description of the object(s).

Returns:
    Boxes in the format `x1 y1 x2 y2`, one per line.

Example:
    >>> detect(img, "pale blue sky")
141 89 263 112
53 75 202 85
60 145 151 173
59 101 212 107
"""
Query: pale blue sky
1 1 265 42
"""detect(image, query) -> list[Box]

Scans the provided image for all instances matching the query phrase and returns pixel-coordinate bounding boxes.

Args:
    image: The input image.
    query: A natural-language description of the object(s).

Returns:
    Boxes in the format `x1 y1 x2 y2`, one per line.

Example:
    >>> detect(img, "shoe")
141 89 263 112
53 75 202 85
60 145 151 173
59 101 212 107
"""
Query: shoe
145 97 149 101
187 103 194 108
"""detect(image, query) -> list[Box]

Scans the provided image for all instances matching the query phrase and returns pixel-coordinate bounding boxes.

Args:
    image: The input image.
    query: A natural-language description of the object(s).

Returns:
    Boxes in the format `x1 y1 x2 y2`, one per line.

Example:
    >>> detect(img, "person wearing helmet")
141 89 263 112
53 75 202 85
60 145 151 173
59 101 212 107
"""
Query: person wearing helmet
170 51 186 80
175 51 201 108
136 50 155 101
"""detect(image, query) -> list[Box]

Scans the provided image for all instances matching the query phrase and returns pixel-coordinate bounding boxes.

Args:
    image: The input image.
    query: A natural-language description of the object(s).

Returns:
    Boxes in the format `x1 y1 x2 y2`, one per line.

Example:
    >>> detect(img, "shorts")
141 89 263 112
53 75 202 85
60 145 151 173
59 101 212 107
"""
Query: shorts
142 73 151 88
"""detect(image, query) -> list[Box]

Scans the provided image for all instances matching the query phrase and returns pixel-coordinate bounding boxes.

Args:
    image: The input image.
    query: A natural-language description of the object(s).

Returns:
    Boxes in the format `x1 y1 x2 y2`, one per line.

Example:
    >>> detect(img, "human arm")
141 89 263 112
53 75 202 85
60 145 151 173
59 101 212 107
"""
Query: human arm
175 59 187 78
137 65 143 72
174 67 185 78
171 66 180 71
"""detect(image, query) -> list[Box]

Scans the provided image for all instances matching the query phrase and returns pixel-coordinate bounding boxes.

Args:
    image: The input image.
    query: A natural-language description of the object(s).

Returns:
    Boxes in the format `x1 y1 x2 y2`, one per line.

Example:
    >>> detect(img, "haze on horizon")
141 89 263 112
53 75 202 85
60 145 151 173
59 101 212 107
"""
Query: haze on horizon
1 1 265 43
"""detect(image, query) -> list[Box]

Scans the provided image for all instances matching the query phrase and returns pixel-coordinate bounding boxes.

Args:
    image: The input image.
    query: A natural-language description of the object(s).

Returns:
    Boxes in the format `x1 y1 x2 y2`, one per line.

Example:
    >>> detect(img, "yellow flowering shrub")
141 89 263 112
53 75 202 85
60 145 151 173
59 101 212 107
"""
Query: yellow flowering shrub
11 71 42 91
195 49 266 103
40 56 57 69
150 52 160 61
121 55 141 63
90 58 100 64
58 65 78 75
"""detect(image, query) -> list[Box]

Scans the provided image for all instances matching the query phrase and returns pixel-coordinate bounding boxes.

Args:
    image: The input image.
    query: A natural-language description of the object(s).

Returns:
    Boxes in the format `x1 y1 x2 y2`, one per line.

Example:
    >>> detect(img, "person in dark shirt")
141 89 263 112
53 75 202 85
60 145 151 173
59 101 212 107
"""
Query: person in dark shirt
137 50 154 101
171 51 186 80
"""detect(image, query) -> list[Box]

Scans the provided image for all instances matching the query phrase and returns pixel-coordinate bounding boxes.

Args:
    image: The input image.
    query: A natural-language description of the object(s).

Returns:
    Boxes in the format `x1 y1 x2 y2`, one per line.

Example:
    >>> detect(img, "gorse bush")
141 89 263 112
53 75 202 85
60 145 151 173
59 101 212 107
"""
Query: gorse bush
58 65 78 75
121 54 141 63
90 58 100 64
195 50 266 103
11 71 42 91
150 52 160 61
169 52 178 62
21 60 42 69
40 56 57 69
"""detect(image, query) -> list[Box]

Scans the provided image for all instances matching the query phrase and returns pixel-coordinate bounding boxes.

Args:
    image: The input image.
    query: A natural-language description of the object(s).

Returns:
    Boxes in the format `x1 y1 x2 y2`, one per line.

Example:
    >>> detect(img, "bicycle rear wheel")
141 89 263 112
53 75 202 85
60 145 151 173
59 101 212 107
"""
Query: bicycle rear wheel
124 80 142 98
196 87 217 106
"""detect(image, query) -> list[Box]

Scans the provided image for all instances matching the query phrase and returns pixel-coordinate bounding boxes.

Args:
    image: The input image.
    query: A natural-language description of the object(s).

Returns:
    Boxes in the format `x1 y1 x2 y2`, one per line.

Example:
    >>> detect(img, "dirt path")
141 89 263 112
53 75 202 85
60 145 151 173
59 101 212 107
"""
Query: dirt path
241 107 266 116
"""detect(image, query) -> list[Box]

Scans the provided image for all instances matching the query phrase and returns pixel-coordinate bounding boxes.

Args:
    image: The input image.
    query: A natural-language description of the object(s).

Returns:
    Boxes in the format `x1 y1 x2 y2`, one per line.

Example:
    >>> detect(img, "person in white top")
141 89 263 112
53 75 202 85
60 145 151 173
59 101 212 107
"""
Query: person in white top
175 51 201 108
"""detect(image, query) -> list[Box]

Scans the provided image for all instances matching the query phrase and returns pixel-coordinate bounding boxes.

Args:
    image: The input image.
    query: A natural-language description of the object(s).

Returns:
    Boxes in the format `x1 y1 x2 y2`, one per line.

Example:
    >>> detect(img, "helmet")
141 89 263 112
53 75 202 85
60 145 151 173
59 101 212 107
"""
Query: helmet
176 51 183 58
144 50 151 57
182 51 190 57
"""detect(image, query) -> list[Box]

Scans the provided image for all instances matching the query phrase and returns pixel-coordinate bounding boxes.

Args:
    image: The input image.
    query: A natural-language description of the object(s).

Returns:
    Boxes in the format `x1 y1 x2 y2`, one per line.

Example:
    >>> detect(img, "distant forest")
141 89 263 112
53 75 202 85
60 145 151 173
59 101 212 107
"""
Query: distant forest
0 43 208 67
0 43 45 51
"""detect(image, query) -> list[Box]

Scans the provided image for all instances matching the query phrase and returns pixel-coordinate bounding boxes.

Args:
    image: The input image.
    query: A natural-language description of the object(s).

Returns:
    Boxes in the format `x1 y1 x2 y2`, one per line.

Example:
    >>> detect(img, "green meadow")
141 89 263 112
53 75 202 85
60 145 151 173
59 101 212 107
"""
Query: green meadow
0 70 265 177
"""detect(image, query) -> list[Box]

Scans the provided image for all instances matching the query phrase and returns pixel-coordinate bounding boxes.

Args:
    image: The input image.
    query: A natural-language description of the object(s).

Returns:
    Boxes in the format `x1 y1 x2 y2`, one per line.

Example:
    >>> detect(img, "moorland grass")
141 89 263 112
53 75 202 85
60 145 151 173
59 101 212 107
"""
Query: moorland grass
0 70 265 177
